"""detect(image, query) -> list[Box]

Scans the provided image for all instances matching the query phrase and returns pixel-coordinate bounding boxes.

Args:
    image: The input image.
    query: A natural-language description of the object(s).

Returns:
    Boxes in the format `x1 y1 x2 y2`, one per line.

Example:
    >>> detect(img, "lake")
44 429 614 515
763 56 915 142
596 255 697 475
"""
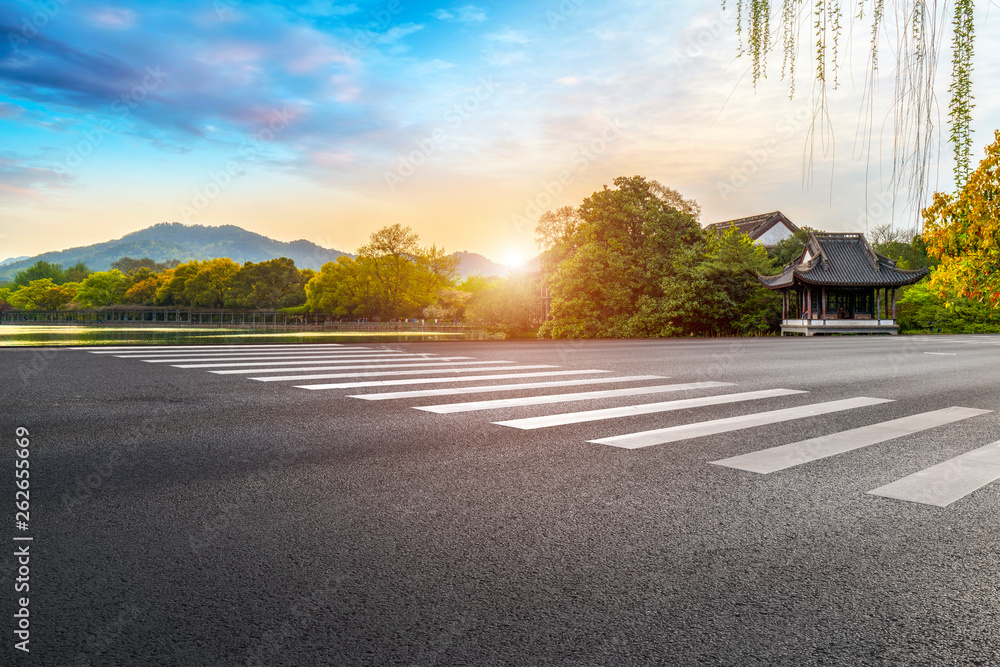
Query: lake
0 324 491 347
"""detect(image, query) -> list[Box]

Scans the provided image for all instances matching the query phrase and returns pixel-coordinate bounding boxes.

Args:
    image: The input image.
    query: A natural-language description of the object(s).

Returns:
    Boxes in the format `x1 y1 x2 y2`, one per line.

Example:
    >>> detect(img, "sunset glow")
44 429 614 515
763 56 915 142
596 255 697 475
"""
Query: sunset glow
1 1 998 263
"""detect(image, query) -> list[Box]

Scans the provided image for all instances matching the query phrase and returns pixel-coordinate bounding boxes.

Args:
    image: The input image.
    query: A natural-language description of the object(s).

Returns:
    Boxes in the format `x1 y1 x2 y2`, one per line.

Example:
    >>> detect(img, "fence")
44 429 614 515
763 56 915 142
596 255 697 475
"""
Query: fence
0 308 475 331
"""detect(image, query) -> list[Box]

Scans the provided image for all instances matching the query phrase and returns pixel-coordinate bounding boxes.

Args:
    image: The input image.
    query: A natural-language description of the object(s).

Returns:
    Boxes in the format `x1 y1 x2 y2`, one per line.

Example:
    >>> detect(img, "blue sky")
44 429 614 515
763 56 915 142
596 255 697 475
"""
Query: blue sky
1 0 998 265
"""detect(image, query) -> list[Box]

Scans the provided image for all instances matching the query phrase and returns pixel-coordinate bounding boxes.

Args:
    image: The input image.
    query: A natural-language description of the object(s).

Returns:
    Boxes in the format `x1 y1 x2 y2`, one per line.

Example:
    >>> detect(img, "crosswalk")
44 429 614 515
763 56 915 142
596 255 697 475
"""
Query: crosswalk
72 343 1000 509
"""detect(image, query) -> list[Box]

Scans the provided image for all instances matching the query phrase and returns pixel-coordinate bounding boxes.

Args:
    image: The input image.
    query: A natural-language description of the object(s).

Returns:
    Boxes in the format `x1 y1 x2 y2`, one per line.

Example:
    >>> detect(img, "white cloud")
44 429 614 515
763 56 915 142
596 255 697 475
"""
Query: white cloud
487 28 530 45
298 2 360 18
432 9 454 20
486 50 527 67
457 5 487 23
377 23 426 45
408 59 457 76
88 7 136 29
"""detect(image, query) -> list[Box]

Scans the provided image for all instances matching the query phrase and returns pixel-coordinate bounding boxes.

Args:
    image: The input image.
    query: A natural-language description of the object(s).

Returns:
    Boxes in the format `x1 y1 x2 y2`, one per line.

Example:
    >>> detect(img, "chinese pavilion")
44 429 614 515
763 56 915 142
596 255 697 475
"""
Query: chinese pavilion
758 232 928 336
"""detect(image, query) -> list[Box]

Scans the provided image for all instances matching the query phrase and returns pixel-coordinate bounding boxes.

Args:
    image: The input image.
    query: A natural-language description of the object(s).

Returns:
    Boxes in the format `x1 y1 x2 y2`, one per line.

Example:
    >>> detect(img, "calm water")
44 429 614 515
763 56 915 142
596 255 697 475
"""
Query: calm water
0 324 488 347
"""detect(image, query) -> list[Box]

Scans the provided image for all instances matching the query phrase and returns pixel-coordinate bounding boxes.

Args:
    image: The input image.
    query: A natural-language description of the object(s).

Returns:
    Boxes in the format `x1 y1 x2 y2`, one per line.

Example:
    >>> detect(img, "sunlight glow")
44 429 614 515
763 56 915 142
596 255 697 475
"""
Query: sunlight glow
505 251 525 268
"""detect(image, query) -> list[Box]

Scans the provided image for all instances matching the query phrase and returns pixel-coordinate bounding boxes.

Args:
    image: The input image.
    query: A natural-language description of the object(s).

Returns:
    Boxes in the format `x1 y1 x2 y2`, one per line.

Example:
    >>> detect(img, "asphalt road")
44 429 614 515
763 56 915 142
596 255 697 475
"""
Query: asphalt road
3 335 1000 666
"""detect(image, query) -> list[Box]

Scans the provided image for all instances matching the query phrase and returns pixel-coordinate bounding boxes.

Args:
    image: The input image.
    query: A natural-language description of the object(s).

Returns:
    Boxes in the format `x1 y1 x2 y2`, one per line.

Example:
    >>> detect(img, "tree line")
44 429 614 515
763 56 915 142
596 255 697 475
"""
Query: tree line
0 224 521 327
4 131 997 335
531 131 1000 338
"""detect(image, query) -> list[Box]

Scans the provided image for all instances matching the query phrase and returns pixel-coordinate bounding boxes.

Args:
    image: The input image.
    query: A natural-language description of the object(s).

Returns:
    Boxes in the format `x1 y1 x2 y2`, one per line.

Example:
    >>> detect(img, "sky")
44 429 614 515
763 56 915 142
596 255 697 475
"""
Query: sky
1 0 998 267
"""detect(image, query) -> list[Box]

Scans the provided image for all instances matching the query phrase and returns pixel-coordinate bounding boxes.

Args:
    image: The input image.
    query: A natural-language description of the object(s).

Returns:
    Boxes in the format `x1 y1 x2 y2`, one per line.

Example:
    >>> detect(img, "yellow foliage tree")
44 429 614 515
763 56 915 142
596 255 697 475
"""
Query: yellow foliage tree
922 130 1000 307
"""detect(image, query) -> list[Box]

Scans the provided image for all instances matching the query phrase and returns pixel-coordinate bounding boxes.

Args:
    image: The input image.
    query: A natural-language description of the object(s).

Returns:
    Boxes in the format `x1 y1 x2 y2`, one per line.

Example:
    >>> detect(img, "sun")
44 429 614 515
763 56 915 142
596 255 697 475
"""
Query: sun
505 251 525 268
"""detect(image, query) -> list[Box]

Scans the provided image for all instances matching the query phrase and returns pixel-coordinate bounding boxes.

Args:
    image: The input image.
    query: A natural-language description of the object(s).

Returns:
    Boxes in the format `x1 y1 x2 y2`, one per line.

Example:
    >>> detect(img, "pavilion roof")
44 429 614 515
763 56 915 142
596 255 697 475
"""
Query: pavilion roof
758 232 928 288
705 211 798 241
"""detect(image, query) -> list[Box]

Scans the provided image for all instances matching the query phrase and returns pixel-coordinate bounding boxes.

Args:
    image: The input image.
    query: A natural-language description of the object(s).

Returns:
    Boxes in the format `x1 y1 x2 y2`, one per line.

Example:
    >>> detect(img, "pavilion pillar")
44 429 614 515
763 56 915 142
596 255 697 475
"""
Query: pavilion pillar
875 289 880 321
891 288 897 319
821 286 826 318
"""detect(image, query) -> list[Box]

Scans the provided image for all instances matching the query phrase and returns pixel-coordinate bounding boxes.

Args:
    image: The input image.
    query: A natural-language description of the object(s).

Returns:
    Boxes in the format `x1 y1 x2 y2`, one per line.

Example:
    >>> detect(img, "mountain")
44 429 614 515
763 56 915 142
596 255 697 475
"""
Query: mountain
0 256 29 266
453 251 508 280
0 223 350 281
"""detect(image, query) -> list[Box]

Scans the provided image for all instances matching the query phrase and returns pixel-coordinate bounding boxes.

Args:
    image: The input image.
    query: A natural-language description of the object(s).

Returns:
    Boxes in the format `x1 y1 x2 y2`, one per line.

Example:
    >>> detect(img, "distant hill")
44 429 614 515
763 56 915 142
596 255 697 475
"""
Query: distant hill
0 223 350 281
0 256 29 266
453 251 508 279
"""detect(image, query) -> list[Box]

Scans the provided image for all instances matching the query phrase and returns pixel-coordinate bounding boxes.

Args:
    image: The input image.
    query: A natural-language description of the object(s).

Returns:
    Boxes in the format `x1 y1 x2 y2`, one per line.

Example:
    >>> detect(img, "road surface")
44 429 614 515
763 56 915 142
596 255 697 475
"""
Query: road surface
3 335 1000 665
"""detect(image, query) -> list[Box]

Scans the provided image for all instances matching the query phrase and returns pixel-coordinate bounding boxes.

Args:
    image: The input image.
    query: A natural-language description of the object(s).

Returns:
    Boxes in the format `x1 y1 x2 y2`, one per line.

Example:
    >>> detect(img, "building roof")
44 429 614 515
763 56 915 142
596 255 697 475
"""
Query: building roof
705 211 799 241
758 232 928 288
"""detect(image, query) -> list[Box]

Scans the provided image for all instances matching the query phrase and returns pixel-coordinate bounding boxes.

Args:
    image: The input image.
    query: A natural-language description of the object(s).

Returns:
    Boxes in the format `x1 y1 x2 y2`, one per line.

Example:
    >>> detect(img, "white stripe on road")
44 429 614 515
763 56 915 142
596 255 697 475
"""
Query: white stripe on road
295 370 609 390
210 358 487 374
416 381 735 414
710 406 991 473
867 439 1000 507
113 348 373 357
923 352 957 356
493 388 806 430
145 353 416 364
348 376 667 400
78 344 354 352
249 362 525 380
590 397 894 450
172 355 430 368
263 365 555 381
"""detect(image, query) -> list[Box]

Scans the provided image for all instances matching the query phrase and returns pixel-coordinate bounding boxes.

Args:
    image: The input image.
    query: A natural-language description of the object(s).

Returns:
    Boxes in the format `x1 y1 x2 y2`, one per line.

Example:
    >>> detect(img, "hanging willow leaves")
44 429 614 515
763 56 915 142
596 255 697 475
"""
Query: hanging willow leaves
726 0 977 229
949 0 975 184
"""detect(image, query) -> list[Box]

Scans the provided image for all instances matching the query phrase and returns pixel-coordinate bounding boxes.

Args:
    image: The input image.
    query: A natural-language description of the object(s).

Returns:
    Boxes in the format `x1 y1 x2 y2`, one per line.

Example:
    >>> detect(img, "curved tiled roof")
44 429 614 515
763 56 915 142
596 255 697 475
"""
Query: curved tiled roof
706 211 799 241
758 232 928 288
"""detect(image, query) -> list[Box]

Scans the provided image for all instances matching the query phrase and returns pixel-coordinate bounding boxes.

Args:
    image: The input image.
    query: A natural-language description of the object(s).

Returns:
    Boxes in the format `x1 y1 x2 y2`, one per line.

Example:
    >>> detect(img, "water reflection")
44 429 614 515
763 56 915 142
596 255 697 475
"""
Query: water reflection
0 325 490 347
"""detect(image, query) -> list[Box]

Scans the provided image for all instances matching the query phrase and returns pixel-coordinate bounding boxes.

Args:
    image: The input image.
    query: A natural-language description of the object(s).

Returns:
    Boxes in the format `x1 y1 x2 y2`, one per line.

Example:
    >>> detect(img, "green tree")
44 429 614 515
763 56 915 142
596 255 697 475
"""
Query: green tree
0 286 14 311
154 260 204 306
425 288 471 320
111 257 180 274
305 256 380 318
766 226 817 268
539 176 704 338
324 225 462 319
64 262 91 283
695 227 781 335
357 224 422 318
75 270 128 308
466 277 541 336
13 261 66 286
228 258 310 309
896 280 1000 333
868 224 934 271
9 279 77 309
413 245 460 305
184 258 240 308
